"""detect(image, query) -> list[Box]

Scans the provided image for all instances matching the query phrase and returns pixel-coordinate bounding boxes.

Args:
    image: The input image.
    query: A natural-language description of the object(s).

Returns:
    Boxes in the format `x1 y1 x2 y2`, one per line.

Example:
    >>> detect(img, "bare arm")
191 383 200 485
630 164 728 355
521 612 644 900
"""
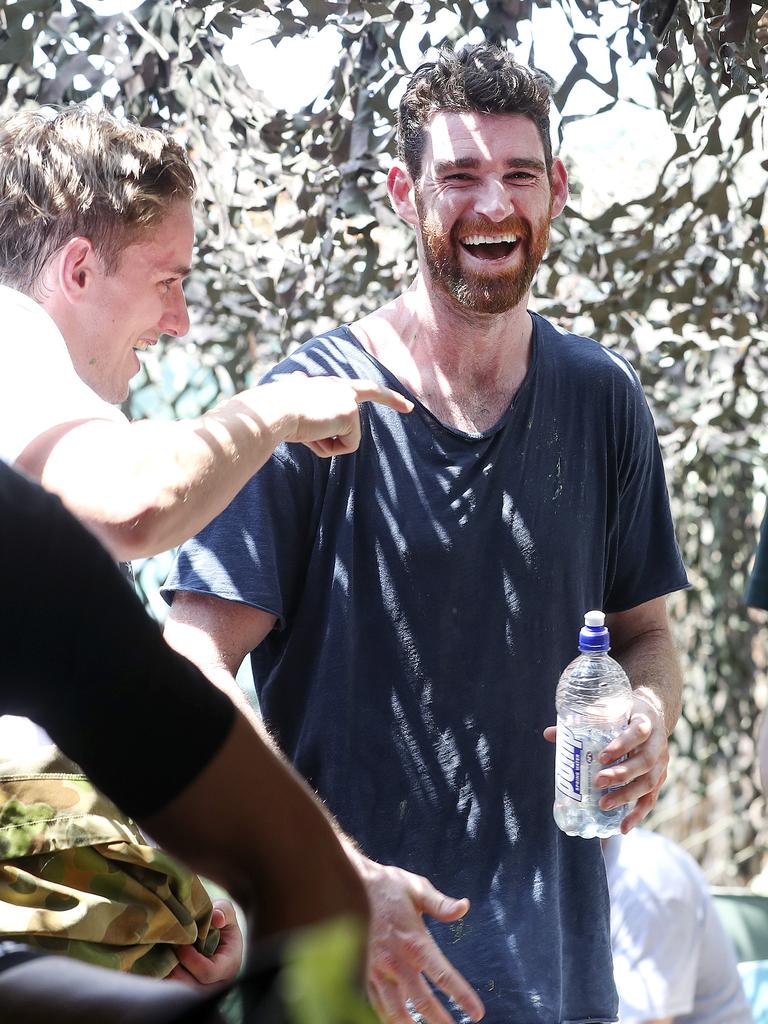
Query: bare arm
142 707 369 939
607 597 683 735
597 596 683 832
0 956 221 1024
17 376 412 561
166 592 486 1024
164 592 273 724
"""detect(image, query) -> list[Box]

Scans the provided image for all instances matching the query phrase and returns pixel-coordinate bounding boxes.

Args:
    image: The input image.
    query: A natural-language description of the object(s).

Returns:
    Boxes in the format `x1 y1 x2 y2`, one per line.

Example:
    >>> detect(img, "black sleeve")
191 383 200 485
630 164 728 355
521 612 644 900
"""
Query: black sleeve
746 507 768 612
0 461 236 819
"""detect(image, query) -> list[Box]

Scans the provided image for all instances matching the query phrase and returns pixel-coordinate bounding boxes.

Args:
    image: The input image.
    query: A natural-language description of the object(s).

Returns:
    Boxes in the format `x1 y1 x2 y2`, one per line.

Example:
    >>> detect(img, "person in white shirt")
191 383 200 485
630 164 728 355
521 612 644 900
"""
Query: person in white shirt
603 829 752 1024
0 103 404 988
0 109 410 555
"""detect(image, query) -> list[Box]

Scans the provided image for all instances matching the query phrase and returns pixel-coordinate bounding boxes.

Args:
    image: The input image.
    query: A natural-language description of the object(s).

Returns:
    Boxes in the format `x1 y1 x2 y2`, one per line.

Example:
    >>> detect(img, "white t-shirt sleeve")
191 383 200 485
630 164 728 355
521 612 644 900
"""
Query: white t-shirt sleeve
610 891 701 1021
0 286 126 465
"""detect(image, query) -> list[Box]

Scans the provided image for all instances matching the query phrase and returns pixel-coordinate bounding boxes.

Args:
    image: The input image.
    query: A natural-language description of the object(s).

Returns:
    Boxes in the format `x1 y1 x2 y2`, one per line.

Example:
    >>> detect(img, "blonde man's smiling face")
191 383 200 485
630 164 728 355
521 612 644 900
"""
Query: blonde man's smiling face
69 200 195 403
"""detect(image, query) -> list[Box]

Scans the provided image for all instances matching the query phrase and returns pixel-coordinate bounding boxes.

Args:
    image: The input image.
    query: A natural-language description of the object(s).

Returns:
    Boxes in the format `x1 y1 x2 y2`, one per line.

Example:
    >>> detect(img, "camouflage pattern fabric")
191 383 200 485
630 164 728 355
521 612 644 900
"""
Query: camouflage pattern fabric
0 746 219 977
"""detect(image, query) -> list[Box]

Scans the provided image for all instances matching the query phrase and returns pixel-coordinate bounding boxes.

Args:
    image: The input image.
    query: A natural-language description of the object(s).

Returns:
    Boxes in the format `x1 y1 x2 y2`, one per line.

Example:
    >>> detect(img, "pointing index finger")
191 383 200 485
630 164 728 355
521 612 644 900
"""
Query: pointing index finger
349 379 414 413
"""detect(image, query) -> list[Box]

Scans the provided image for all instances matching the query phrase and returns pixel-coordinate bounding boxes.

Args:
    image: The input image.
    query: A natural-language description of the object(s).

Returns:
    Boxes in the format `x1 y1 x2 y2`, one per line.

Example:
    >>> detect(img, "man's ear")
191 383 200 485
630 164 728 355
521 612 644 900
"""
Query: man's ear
549 158 569 219
387 162 420 228
56 237 99 303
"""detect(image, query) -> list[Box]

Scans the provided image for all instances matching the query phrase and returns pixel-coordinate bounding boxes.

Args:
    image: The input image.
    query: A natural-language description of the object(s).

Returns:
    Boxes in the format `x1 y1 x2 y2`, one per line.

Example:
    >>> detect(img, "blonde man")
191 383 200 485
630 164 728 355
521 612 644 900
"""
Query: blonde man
0 104 409 983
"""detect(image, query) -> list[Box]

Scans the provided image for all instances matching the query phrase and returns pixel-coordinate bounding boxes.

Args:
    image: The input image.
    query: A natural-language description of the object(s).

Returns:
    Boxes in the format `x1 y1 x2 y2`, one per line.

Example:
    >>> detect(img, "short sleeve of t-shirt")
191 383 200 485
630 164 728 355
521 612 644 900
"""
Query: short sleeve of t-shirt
0 285 125 463
747 508 768 611
164 445 315 629
597 348 688 613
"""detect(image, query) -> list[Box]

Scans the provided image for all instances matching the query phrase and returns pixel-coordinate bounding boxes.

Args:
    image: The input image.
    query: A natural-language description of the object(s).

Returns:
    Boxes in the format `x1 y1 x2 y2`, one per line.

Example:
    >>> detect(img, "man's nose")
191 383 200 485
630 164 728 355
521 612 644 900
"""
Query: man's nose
474 179 513 222
160 283 190 338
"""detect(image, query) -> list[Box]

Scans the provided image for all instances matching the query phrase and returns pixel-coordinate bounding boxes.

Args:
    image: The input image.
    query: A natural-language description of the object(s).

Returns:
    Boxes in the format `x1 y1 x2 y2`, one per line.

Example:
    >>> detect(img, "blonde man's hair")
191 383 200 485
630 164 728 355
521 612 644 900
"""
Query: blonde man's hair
0 104 196 294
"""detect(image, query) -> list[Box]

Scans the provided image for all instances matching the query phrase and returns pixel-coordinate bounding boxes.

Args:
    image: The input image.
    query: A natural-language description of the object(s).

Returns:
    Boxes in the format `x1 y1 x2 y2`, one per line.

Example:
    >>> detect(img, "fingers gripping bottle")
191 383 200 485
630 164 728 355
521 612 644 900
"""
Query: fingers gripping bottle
553 610 633 838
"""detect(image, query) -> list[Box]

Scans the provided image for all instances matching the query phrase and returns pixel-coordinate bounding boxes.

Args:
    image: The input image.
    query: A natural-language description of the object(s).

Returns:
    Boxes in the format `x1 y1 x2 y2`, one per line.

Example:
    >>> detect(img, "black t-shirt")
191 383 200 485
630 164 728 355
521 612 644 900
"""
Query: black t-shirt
165 314 689 1024
0 461 235 820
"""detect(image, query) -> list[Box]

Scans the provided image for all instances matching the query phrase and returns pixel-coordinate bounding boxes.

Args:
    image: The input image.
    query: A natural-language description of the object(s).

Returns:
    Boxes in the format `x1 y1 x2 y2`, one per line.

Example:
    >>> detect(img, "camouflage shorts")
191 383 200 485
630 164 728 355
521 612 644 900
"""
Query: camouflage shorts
0 746 219 977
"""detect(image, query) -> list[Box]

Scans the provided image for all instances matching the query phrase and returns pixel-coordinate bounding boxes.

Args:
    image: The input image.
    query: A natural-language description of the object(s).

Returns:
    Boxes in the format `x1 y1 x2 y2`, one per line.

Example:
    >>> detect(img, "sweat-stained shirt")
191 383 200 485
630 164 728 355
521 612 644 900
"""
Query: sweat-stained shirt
164 312 689 1024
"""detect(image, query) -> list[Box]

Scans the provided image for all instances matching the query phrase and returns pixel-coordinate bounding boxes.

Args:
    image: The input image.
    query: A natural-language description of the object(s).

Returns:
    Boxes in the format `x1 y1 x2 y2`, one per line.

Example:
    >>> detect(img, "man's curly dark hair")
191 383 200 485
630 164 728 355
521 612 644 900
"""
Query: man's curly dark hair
397 42 554 181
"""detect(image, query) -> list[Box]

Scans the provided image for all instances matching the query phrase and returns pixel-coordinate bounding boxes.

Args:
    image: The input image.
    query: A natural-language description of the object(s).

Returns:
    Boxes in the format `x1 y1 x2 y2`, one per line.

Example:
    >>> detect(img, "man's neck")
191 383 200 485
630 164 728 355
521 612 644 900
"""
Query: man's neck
351 273 534 432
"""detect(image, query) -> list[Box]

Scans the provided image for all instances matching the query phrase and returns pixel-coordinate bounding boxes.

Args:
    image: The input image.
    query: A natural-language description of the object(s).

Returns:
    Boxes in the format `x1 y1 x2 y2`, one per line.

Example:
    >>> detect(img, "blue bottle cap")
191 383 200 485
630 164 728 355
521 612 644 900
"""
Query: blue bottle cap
578 609 610 652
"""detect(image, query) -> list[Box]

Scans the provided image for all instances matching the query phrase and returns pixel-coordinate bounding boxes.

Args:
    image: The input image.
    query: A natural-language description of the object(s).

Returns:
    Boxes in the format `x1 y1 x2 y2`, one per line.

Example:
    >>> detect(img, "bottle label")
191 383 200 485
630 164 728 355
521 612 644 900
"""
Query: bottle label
555 723 624 804
555 724 588 802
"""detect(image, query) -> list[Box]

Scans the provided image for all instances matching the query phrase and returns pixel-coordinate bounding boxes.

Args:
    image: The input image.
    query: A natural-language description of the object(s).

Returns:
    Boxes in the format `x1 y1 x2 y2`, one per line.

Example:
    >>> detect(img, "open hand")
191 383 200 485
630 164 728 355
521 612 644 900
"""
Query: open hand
350 854 485 1024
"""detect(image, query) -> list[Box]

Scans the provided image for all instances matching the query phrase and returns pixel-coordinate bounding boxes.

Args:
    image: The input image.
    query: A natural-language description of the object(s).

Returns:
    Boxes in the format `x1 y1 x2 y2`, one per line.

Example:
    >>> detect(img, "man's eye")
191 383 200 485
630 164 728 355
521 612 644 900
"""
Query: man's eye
445 173 473 182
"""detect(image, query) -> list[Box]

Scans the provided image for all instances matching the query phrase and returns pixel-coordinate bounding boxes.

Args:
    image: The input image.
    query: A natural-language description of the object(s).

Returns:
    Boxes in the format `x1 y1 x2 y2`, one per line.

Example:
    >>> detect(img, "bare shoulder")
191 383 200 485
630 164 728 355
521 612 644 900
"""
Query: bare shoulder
350 297 410 354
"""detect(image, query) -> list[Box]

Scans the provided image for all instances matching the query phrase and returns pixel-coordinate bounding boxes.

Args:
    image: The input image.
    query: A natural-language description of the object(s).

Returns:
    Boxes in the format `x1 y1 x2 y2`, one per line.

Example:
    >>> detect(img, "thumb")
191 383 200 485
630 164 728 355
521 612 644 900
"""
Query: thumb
211 898 237 929
416 881 471 922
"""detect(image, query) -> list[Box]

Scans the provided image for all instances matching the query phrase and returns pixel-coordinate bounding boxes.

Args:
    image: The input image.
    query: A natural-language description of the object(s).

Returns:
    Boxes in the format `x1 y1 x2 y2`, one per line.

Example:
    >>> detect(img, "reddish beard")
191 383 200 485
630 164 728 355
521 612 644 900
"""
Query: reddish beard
416 201 552 315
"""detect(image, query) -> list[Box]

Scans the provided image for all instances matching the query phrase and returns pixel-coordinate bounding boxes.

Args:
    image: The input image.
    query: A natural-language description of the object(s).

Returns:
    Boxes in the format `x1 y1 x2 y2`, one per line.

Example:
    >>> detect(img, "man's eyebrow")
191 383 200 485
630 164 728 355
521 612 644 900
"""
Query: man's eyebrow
169 264 192 276
505 156 547 173
434 157 481 175
433 155 547 175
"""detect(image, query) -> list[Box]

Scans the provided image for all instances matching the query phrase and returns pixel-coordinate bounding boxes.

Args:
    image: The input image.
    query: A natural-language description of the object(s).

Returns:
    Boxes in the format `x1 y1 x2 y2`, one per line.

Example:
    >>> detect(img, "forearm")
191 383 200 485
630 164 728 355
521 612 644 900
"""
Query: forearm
0 954 219 1024
160 602 370 930
37 389 290 560
613 626 683 736
29 374 410 561
142 711 370 937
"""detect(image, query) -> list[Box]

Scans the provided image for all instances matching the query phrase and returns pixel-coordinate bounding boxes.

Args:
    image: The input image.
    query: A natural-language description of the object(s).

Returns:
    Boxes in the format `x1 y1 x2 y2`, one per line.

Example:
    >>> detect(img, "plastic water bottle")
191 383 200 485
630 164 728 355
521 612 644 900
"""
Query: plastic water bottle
553 610 633 839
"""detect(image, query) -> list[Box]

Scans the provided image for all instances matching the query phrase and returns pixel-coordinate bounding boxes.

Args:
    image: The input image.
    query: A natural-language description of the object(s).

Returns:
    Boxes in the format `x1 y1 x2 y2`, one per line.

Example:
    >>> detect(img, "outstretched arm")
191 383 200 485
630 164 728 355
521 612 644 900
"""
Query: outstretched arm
166 592 486 1024
2 464 369 942
17 375 412 560
142 708 369 938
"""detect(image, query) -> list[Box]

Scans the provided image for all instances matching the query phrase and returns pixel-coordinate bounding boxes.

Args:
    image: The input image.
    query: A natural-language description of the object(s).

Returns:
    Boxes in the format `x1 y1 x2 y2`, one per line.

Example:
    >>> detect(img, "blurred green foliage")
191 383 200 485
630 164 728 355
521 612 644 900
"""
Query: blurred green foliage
2 0 766 881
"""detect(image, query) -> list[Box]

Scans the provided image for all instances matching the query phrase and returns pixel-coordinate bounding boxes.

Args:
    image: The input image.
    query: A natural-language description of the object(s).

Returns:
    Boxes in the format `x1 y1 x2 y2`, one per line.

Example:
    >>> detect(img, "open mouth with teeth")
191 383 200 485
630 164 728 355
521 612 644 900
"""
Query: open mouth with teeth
459 232 520 261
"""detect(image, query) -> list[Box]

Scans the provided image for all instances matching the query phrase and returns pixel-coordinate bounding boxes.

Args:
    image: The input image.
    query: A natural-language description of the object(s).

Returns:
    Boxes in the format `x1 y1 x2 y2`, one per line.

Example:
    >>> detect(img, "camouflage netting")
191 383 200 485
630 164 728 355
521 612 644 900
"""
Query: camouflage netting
2 0 767 883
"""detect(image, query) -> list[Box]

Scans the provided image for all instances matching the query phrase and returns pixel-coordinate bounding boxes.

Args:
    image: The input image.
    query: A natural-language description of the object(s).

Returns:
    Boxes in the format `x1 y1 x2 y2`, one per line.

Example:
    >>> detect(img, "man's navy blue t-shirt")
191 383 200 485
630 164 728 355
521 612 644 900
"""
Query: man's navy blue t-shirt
164 313 689 1024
